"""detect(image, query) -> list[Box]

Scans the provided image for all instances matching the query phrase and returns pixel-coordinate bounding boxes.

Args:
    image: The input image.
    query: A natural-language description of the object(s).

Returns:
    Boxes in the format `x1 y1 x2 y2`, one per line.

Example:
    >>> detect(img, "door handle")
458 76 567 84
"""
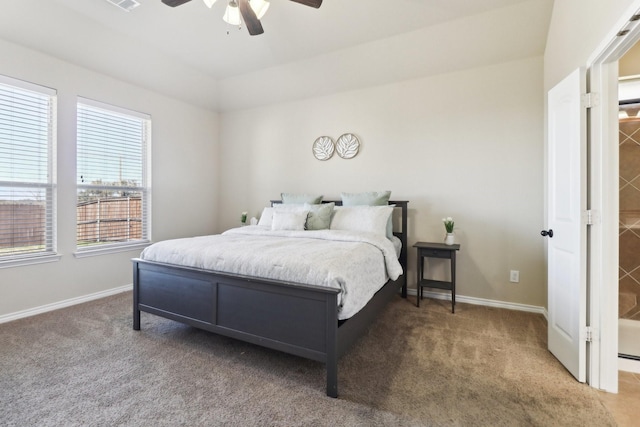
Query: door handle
540 229 553 238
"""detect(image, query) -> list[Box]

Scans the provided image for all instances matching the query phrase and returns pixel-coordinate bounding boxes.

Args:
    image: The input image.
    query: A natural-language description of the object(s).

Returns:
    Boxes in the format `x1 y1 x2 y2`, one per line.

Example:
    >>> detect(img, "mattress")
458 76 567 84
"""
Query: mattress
140 226 403 319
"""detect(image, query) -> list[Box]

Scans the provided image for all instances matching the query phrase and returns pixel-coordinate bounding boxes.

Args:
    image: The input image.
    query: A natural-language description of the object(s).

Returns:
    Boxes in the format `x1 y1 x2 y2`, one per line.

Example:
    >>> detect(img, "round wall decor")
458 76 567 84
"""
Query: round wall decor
312 136 335 160
336 133 360 159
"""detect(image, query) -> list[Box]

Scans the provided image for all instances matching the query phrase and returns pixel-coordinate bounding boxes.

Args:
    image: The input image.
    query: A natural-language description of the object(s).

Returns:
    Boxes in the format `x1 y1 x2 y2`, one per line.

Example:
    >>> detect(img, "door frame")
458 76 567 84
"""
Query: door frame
587 0 640 393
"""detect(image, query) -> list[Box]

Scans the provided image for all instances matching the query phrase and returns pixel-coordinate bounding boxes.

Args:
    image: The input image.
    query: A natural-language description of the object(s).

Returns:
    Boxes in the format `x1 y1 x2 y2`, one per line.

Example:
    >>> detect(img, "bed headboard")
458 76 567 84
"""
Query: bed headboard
269 200 409 280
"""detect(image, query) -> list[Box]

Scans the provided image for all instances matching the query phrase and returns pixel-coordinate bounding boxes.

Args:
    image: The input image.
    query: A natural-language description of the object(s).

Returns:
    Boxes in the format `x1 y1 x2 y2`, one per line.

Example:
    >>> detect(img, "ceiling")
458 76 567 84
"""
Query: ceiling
0 0 554 111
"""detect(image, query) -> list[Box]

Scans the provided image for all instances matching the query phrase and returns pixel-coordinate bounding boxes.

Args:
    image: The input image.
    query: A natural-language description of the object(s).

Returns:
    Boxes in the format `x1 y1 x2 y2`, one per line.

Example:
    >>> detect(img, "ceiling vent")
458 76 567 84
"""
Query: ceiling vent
105 0 141 12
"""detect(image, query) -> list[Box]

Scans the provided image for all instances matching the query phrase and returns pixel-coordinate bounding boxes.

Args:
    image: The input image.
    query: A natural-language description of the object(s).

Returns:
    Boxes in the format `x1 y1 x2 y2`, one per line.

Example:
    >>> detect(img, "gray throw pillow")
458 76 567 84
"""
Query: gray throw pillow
281 193 323 204
304 202 334 230
340 191 391 206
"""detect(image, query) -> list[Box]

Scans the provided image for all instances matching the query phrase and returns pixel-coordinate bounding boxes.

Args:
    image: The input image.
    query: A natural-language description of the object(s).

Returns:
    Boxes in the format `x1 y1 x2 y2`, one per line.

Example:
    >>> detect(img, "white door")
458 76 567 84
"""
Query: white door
546 68 588 382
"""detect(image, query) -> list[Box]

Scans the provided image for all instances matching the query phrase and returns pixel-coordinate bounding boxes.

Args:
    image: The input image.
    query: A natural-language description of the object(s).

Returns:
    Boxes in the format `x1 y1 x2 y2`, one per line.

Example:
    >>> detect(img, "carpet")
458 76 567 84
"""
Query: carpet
0 292 616 426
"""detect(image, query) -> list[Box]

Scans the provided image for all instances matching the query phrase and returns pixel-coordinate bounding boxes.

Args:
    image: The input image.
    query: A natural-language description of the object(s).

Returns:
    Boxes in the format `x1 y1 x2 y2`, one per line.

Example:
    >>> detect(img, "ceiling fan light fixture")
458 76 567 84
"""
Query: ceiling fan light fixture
105 0 140 12
223 1 241 26
250 0 270 19
161 0 322 35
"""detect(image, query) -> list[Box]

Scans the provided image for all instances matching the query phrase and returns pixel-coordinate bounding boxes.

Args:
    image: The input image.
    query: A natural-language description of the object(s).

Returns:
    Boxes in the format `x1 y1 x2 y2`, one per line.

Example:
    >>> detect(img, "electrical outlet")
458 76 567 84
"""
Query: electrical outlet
510 270 520 283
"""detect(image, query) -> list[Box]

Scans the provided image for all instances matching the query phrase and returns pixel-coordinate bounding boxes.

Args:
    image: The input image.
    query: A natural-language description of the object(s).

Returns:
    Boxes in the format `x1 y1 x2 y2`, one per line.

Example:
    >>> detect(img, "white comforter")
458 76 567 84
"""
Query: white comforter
140 226 403 319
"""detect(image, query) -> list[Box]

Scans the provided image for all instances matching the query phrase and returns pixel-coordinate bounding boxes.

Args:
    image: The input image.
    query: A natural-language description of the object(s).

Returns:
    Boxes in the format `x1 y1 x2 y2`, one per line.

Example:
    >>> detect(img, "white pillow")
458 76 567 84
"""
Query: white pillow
329 205 394 237
257 207 275 226
271 210 309 231
258 204 307 227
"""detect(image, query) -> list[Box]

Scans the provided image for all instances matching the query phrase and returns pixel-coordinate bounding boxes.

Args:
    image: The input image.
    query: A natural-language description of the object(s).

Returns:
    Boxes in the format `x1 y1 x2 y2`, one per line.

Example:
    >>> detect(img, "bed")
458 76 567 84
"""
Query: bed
132 200 408 397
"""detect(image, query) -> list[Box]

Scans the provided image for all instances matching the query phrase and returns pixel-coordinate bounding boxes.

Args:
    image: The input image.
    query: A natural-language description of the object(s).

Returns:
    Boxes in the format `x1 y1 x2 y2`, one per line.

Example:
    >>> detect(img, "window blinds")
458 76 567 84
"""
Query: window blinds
0 77 56 260
76 98 150 248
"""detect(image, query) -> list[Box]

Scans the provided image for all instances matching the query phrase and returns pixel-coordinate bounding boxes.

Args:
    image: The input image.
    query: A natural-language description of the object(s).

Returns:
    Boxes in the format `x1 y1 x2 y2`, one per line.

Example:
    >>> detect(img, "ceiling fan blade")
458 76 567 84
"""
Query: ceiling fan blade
238 0 264 36
161 0 193 6
288 0 322 8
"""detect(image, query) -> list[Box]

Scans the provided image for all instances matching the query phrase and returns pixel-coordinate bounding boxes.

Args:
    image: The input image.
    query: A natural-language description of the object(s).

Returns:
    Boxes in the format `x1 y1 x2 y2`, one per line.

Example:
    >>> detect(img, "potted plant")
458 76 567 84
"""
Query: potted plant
443 217 455 245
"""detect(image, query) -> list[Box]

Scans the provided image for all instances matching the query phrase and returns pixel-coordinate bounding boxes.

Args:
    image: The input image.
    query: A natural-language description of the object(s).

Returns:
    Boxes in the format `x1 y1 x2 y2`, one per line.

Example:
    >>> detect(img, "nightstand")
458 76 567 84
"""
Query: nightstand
413 242 461 313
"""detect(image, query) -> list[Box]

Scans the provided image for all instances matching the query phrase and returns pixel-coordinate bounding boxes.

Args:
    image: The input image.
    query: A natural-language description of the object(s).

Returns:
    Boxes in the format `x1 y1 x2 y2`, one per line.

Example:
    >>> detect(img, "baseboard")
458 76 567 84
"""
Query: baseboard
408 288 547 317
0 284 133 324
619 357 640 374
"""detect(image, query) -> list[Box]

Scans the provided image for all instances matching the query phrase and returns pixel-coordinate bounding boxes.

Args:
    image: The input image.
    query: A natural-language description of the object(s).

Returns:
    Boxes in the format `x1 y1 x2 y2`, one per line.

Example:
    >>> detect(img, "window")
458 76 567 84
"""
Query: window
0 75 56 265
76 98 150 253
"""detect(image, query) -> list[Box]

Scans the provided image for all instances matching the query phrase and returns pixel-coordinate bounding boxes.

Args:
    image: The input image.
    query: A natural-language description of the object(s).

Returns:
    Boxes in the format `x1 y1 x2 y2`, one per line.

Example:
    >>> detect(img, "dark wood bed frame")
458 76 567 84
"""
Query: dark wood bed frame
132 200 408 398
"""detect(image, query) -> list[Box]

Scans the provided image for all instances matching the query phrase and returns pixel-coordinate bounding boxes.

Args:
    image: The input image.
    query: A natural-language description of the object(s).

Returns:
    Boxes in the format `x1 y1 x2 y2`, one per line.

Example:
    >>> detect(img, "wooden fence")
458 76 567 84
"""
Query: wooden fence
0 201 46 249
77 197 142 244
0 197 142 248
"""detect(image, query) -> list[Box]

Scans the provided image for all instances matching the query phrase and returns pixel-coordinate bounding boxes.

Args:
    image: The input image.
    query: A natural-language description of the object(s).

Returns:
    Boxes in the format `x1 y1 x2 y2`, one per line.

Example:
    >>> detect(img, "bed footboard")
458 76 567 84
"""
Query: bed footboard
133 259 341 396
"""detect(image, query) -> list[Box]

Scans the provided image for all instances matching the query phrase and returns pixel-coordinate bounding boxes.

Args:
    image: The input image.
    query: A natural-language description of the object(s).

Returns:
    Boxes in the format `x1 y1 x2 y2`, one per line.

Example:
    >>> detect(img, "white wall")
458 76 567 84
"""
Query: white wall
0 39 219 318
219 56 546 307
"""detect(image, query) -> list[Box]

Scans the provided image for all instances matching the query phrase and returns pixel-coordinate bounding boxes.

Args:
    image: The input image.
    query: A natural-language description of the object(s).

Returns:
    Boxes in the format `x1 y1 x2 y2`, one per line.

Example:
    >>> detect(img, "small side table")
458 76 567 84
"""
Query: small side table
414 242 461 313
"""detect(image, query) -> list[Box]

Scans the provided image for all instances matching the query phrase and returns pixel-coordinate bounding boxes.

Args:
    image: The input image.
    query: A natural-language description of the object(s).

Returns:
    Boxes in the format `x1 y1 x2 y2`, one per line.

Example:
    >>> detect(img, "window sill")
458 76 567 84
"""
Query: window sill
74 241 151 259
0 253 62 269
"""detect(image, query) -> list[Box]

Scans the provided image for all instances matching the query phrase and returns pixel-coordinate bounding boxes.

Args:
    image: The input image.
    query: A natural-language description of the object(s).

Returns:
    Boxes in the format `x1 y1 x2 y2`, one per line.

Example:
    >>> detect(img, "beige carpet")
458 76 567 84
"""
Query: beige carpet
0 292 616 426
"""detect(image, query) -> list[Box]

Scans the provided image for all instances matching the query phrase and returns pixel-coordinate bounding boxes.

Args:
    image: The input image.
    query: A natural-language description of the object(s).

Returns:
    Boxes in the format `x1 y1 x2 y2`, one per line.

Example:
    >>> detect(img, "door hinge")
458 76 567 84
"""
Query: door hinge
583 209 599 225
583 326 598 343
581 92 600 108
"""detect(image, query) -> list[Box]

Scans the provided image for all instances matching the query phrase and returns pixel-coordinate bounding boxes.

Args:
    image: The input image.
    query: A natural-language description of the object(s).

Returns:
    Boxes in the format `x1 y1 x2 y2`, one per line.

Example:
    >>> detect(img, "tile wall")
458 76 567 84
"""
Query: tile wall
619 116 640 320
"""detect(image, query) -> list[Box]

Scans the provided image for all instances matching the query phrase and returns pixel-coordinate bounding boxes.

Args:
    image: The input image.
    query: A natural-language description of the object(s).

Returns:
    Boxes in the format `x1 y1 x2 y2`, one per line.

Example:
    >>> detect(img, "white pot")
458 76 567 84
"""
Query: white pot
444 233 455 245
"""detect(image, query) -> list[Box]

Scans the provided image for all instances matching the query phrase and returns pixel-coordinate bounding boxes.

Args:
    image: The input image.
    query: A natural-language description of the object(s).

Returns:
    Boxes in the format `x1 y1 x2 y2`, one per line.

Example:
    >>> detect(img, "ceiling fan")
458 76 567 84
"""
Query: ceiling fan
161 0 323 36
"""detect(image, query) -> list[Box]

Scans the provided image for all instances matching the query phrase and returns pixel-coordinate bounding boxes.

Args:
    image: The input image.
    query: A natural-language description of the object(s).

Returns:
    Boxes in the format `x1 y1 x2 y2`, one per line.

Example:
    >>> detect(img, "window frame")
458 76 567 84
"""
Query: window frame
0 74 59 268
74 97 151 257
